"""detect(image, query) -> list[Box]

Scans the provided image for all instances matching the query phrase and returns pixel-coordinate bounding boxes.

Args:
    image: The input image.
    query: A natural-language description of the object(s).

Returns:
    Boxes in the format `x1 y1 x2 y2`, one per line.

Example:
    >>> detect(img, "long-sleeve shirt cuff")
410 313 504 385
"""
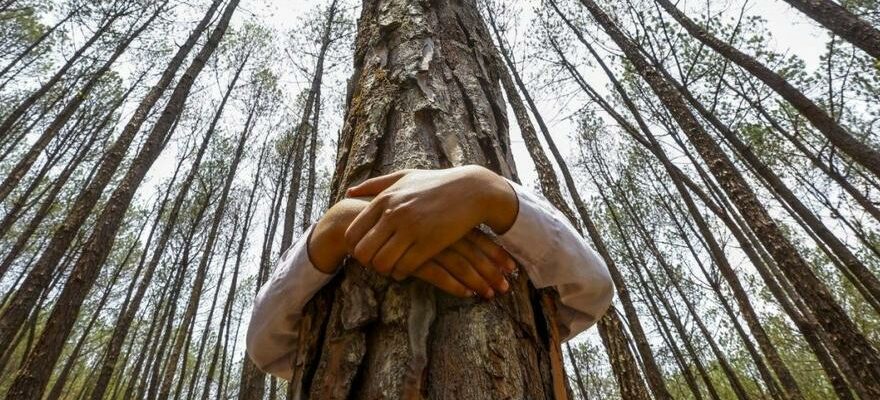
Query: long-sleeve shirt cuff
246 225 335 380
497 179 614 340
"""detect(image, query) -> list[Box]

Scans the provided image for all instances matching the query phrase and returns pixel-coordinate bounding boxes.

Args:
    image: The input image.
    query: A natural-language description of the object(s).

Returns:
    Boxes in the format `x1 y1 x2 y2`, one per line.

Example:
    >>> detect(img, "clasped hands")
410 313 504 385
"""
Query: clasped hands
307 165 519 299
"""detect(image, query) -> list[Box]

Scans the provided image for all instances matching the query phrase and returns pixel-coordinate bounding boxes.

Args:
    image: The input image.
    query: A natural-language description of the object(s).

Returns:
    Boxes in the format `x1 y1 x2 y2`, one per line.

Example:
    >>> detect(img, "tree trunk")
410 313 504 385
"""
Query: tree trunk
202 143 266 400
658 60 880 315
0 5 76 82
577 0 880 393
488 5 663 399
2 1 239 397
0 5 163 203
301 84 321 231
290 1 568 398
781 0 880 59
565 343 590 400
653 0 880 179
0 7 123 135
157 84 253 400
721 77 880 225
0 0 222 353
0 68 144 242
280 0 339 252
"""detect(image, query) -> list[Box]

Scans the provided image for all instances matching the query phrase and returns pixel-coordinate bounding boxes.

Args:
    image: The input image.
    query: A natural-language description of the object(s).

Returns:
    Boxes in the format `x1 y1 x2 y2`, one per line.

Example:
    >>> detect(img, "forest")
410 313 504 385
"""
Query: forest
0 0 878 398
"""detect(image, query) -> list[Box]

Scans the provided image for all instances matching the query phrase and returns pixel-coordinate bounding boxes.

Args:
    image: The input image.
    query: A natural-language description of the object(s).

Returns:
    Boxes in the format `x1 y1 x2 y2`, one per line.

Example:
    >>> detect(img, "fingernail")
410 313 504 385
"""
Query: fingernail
499 279 509 293
485 289 495 299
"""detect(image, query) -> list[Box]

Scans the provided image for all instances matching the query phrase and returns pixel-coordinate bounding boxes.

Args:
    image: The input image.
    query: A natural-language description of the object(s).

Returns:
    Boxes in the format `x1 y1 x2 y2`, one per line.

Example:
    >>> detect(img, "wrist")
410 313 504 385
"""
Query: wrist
469 166 518 234
308 217 346 274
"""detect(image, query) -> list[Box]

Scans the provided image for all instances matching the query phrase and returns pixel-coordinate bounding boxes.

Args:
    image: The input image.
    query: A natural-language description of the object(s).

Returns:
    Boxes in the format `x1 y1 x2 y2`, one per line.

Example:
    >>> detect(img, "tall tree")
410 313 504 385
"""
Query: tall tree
2 0 241 397
576 0 880 394
652 0 880 180
0 0 223 353
780 0 880 59
289 0 569 398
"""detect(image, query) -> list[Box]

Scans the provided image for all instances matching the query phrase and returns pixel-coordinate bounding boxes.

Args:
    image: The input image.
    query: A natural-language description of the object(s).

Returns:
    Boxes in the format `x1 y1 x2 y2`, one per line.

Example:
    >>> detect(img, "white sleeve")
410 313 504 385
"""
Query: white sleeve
246 225 336 380
496 180 614 340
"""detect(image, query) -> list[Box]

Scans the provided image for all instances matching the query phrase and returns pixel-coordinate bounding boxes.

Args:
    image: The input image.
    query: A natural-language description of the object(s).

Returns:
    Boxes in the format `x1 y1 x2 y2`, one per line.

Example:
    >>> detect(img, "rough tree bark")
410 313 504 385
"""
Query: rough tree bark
780 0 880 59
286 0 570 398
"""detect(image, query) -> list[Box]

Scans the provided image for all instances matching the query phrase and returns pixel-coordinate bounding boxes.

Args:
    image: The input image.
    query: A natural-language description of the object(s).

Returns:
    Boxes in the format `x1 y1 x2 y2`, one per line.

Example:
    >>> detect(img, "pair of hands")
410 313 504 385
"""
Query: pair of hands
308 166 520 299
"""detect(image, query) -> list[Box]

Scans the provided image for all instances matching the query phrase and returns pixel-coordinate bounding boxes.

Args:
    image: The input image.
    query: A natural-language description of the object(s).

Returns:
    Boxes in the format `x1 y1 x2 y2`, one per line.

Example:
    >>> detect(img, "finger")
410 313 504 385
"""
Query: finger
413 261 473 298
467 231 516 273
346 170 409 197
451 239 509 294
351 220 395 270
435 249 494 299
344 200 386 251
393 241 435 282
373 232 413 277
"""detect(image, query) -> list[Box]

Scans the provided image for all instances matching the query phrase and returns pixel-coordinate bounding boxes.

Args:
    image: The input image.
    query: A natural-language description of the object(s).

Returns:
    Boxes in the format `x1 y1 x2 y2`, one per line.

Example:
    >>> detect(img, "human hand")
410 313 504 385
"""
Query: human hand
343 166 518 283
310 197 515 298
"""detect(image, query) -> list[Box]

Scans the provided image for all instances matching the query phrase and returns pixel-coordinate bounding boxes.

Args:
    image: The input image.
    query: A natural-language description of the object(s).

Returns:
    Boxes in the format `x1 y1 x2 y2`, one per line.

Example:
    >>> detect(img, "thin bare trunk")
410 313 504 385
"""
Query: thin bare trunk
577 0 880 392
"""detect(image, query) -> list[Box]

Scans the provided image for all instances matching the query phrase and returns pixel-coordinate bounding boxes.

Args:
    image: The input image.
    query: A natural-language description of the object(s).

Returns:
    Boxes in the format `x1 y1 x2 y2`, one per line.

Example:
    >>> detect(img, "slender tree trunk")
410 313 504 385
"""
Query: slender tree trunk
644 295 706 400
293 1 568 398
652 0 880 179
0 0 222 353
487 6 663 399
722 78 880 224
0 69 144 242
660 64 880 314
157 93 253 400
595 172 754 400
0 6 76 82
0 7 123 135
280 0 339 252
565 343 590 400
548 4 861 396
631 253 724 400
88 58 235 400
44 214 148 400
0 128 99 282
238 139 293 400
183 214 240 400
203 143 266 400
2 1 240 397
781 0 880 59
577 0 880 392
301 85 321 231
0 6 163 203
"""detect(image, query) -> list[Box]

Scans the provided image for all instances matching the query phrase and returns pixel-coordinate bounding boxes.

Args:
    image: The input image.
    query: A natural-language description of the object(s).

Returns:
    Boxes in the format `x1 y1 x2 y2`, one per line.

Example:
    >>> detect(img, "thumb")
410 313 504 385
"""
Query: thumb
346 170 409 196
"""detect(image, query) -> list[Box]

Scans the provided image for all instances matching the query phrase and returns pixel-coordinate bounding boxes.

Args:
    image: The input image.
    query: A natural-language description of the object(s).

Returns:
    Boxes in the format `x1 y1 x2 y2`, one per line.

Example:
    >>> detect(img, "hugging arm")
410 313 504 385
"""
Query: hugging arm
246 167 615 379
495 180 615 340
246 197 514 379
344 166 614 339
